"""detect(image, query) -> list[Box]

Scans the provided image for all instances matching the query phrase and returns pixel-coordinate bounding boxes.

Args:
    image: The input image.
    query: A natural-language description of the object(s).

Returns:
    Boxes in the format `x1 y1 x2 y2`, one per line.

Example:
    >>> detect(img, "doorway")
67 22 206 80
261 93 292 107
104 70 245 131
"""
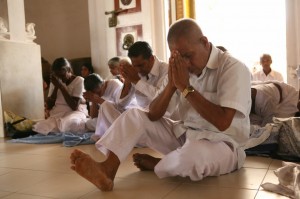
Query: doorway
195 0 286 81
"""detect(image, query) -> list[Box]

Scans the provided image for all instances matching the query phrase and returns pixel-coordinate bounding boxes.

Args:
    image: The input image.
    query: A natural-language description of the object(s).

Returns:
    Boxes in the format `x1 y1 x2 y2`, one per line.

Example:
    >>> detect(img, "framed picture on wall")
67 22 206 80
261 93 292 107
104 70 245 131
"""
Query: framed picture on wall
116 24 143 56
114 0 141 14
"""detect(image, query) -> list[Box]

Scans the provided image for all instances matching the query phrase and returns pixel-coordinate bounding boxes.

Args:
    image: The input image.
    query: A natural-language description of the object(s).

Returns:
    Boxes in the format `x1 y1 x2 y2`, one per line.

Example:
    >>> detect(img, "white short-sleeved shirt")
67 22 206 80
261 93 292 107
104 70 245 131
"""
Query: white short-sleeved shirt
252 69 284 82
48 76 88 116
118 56 168 109
101 79 136 110
167 46 252 168
250 81 298 126
101 79 123 103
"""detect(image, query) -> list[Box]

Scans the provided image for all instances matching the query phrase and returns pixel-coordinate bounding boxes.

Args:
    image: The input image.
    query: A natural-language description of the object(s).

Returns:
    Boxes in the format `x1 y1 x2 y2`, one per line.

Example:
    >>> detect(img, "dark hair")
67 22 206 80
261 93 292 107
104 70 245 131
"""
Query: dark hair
216 46 227 52
82 62 94 73
128 41 153 59
84 73 104 91
52 57 72 72
108 57 121 68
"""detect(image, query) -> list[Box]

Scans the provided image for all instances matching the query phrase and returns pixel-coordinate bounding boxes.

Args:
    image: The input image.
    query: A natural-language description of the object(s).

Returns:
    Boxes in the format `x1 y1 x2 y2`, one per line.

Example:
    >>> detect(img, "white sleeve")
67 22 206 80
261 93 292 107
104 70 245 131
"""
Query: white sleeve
71 77 85 98
218 60 252 118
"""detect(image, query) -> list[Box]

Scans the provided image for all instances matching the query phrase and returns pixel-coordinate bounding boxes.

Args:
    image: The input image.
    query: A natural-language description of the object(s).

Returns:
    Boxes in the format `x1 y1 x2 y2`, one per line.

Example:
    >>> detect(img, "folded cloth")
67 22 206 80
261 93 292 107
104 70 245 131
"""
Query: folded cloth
63 132 95 147
8 132 95 147
242 123 280 150
273 117 300 159
261 162 300 199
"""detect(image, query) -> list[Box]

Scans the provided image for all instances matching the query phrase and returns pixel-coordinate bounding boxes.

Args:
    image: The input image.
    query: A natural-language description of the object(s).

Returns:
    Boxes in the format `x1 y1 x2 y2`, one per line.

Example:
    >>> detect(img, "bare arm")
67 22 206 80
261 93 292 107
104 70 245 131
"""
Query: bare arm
148 60 177 121
46 86 58 110
120 79 132 99
51 75 81 111
171 51 236 131
89 102 99 118
58 85 81 111
83 91 105 105
185 91 236 131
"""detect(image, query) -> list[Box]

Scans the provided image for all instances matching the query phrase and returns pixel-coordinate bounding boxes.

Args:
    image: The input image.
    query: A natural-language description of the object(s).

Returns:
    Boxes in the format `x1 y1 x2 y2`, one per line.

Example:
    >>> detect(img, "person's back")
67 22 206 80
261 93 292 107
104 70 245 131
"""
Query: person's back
250 81 298 126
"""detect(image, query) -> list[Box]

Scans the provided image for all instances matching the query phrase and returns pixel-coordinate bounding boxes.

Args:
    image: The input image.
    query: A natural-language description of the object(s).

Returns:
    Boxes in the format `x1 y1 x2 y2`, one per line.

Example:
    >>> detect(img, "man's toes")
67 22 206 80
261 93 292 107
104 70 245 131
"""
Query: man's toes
70 149 86 164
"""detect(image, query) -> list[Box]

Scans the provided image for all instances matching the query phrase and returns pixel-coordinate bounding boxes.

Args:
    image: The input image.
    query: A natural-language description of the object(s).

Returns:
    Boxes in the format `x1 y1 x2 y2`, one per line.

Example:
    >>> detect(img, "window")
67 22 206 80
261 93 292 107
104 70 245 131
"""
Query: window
195 0 286 81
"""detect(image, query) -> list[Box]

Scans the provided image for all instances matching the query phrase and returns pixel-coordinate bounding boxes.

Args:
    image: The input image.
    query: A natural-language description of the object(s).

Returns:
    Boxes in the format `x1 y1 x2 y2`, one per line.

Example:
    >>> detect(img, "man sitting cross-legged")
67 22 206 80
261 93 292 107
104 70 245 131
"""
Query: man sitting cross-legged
70 18 251 191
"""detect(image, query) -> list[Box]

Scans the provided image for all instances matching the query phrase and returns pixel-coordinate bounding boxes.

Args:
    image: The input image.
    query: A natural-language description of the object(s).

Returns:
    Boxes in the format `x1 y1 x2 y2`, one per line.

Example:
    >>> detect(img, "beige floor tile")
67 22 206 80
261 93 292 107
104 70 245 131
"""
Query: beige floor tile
0 170 56 192
21 155 74 174
18 173 97 199
243 156 272 169
261 170 279 185
182 168 268 190
0 190 12 198
0 168 13 176
164 184 257 199
2 193 54 199
115 147 162 179
257 170 291 198
0 142 58 155
269 159 284 170
256 190 290 199
0 140 289 199
0 153 46 169
79 177 180 199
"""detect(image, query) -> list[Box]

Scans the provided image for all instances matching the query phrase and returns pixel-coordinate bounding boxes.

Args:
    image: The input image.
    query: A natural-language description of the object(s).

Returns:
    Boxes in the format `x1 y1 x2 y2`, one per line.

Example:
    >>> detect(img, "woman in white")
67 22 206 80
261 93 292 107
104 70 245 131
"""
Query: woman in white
33 57 88 135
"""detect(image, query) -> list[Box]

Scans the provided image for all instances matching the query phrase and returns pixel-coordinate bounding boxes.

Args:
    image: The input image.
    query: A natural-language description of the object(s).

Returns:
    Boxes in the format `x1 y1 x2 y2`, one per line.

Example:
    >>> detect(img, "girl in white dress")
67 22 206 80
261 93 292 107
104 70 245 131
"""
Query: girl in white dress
33 57 88 135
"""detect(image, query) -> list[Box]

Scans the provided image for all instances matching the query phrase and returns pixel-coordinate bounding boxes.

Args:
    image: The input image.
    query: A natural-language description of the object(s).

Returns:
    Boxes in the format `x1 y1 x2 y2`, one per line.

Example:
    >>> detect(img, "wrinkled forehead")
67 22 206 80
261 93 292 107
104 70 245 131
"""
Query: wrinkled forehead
168 37 191 53
260 55 272 61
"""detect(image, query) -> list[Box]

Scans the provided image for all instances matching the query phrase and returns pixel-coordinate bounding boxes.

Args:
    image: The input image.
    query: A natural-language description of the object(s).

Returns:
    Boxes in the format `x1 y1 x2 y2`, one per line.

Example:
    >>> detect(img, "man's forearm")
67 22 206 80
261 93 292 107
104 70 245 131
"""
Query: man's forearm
185 90 236 131
120 81 132 99
148 84 176 121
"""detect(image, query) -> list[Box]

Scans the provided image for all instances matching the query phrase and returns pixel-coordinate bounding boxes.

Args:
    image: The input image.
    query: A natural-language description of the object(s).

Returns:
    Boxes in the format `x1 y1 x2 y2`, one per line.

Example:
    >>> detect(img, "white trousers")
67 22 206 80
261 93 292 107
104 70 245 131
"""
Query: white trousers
94 101 123 137
96 108 238 181
33 111 87 135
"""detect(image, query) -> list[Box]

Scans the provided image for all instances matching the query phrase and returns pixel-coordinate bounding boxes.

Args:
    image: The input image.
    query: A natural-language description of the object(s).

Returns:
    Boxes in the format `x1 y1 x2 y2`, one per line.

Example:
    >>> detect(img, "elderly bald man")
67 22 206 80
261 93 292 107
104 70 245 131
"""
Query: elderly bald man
70 19 251 191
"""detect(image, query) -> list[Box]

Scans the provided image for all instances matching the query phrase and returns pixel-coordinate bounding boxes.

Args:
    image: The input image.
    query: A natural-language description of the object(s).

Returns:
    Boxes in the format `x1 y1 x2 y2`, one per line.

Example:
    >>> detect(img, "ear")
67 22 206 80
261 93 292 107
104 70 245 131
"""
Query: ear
200 36 209 48
148 55 155 65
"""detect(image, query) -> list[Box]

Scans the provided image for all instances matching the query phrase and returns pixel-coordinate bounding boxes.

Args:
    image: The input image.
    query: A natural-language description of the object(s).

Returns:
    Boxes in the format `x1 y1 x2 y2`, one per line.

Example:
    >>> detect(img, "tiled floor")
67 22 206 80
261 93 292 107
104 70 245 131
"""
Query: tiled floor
0 139 290 199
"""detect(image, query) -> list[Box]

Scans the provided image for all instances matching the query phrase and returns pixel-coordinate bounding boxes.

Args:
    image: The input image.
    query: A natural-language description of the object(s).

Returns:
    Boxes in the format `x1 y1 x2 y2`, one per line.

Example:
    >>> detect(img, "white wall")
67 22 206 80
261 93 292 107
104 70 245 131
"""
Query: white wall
0 41 44 121
24 0 91 63
88 0 168 78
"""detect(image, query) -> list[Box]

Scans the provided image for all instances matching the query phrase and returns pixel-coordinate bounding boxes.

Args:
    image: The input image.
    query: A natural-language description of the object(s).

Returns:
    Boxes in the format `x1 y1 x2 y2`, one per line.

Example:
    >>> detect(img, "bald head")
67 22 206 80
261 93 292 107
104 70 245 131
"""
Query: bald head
167 18 203 45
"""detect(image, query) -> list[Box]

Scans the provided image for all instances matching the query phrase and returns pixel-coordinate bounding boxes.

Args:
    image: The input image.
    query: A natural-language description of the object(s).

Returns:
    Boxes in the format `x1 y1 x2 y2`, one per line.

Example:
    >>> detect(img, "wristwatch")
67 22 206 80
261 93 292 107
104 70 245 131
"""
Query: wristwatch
182 86 195 98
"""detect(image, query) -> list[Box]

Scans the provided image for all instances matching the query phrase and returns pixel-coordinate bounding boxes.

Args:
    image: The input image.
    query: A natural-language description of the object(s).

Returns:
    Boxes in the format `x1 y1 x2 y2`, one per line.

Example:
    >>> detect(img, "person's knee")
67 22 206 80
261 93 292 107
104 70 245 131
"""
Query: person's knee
124 108 148 120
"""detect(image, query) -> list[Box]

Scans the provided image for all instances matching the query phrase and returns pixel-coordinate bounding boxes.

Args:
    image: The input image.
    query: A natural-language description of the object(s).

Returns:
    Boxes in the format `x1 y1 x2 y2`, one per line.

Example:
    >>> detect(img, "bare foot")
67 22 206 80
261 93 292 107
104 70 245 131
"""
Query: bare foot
70 149 115 191
132 153 161 171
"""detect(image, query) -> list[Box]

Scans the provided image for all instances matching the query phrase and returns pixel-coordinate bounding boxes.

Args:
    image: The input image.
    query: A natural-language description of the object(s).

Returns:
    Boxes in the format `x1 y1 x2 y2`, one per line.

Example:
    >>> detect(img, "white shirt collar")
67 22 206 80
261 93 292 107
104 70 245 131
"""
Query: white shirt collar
206 45 220 70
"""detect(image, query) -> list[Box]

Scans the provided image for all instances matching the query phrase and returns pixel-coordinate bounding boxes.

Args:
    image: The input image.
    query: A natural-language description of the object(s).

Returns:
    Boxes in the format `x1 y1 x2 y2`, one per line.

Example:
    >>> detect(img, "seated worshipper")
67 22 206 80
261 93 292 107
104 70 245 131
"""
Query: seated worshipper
107 57 123 82
86 42 169 138
252 54 284 82
250 81 299 126
70 19 251 191
81 63 94 78
118 41 168 109
33 57 88 135
83 73 132 133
